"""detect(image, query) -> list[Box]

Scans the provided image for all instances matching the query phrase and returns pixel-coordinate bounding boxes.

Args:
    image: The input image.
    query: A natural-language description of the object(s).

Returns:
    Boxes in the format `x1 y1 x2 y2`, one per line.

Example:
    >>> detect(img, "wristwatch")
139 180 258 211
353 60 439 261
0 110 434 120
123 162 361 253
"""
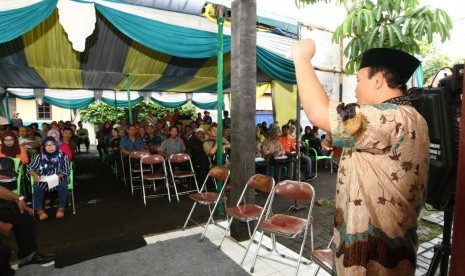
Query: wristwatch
16 196 25 202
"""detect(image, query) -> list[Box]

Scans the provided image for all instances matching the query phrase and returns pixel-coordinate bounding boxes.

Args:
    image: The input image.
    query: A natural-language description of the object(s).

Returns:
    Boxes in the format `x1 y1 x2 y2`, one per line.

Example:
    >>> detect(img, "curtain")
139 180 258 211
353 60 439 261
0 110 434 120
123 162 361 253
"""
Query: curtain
95 3 231 58
257 47 296 84
0 0 58 44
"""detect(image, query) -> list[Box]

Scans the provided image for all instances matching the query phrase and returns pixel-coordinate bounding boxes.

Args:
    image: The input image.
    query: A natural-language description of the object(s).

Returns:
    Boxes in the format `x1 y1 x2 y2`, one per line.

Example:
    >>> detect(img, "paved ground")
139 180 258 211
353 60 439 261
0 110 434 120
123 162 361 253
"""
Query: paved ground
4 146 447 274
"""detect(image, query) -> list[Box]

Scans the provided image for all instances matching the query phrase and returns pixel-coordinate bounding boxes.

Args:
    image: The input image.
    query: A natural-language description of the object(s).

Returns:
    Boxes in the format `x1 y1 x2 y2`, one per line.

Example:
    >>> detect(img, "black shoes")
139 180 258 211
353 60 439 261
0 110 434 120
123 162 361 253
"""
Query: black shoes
19 253 54 268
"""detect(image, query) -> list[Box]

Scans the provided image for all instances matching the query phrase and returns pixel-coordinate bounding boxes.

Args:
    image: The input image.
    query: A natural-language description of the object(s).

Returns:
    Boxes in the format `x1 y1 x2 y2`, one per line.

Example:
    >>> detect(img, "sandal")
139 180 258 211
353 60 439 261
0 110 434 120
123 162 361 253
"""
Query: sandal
37 210 48 221
56 208 65 219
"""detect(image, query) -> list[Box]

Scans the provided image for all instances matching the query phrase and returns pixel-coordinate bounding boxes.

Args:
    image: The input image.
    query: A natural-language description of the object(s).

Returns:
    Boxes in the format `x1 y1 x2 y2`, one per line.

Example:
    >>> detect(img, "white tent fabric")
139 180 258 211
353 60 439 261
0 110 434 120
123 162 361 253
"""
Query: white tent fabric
57 0 96 52
0 0 43 11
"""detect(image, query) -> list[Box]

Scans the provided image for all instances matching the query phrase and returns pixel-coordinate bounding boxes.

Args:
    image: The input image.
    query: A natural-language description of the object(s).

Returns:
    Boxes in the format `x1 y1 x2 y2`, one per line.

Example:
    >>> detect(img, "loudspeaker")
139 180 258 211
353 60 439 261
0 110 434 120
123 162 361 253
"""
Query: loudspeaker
408 86 460 209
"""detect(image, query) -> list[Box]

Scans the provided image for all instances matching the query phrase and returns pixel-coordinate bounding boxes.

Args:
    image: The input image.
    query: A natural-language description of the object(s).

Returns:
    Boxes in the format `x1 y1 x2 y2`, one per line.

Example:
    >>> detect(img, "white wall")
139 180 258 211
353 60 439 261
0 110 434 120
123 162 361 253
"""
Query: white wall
13 98 72 126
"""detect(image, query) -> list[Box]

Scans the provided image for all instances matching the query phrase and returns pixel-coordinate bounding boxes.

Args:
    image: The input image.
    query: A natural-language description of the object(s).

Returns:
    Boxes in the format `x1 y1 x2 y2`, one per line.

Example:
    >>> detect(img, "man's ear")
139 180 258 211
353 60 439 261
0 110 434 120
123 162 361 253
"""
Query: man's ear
374 71 384 89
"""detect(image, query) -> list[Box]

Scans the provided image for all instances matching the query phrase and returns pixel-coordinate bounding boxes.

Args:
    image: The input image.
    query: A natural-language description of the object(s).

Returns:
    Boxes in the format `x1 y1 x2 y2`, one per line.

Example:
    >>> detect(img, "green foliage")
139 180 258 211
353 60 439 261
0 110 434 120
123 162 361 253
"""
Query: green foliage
79 103 126 124
423 54 451 85
133 102 196 121
326 0 453 73
79 102 196 124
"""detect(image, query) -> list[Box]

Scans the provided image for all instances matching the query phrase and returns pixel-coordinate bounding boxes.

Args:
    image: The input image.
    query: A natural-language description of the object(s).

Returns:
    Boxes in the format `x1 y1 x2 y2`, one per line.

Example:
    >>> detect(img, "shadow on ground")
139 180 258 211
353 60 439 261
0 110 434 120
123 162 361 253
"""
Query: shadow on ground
5 148 337 259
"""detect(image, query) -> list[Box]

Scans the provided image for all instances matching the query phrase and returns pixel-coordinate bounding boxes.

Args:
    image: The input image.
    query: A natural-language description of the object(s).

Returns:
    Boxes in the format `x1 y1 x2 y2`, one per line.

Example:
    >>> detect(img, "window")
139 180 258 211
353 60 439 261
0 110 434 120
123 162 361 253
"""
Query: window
37 102 51 119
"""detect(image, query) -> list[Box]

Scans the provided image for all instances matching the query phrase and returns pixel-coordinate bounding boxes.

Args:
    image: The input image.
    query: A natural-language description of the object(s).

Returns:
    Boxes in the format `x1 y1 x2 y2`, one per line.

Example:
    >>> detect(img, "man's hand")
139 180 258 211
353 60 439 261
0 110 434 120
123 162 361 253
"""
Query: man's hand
17 200 33 216
0 222 12 237
291 39 316 62
322 135 333 151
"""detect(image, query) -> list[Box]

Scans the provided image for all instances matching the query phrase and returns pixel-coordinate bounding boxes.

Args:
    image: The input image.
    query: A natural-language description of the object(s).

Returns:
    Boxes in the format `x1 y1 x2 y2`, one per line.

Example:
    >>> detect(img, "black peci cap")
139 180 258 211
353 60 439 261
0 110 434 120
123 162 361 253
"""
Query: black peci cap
359 48 421 83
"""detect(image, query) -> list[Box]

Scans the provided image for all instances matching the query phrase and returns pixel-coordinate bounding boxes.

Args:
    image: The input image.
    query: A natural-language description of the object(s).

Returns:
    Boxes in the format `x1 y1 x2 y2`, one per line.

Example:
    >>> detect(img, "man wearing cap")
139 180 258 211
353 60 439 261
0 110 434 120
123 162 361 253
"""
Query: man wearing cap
292 39 429 275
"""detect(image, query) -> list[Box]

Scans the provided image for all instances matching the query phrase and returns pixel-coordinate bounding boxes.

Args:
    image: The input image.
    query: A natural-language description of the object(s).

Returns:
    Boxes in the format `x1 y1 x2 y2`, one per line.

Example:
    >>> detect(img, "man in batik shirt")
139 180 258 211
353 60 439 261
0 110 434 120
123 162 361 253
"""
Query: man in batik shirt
292 40 429 275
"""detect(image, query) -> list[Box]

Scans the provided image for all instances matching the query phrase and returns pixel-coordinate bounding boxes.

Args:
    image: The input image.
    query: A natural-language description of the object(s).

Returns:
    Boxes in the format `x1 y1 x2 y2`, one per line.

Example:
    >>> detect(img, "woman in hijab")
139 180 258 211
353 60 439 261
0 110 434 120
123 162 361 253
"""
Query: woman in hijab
48 129 72 160
0 130 28 164
27 137 70 220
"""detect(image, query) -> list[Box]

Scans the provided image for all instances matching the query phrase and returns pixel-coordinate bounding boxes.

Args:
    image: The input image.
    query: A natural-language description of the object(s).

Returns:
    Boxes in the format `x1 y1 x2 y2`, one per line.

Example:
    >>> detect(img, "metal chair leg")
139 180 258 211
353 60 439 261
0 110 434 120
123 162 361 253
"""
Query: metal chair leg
183 202 197 229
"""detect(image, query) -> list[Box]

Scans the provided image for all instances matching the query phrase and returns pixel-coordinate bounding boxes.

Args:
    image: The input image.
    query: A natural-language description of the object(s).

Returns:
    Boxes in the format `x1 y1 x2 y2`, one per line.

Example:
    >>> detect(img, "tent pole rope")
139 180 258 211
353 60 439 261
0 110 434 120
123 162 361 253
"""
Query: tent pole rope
5 90 10 124
125 75 133 124
215 8 224 215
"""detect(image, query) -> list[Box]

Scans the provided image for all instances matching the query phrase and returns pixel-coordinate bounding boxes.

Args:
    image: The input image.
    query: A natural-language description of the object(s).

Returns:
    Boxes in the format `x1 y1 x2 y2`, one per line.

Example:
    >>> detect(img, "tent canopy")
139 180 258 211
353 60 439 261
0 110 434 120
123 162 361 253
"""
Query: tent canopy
0 0 298 94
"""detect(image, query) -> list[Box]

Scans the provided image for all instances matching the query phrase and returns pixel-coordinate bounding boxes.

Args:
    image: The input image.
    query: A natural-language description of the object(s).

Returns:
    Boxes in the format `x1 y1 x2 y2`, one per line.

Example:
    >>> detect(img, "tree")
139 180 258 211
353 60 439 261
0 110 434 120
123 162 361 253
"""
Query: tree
420 42 452 85
297 0 453 74
79 102 196 124
79 103 126 125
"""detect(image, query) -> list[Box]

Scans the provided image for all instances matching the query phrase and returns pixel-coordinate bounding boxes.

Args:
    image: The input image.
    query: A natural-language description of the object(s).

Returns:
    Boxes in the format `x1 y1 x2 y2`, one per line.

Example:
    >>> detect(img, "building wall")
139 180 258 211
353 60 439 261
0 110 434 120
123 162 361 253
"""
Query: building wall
13 98 72 126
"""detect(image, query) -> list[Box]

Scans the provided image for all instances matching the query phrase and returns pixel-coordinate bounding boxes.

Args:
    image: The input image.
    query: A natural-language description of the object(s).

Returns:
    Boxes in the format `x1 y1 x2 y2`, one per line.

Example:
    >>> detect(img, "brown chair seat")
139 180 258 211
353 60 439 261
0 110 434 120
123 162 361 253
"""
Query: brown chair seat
132 165 152 173
173 171 196 178
226 204 263 221
259 214 307 237
311 248 333 273
189 192 219 204
144 173 166 181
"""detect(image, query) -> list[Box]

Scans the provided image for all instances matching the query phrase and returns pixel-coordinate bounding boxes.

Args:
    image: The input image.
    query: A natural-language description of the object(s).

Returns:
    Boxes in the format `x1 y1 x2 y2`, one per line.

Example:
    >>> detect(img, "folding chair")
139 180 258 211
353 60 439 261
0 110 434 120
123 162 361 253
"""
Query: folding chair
182 166 230 241
128 150 150 195
120 151 127 185
311 237 334 276
308 146 333 177
140 154 169 205
241 180 315 276
167 153 199 202
217 174 275 249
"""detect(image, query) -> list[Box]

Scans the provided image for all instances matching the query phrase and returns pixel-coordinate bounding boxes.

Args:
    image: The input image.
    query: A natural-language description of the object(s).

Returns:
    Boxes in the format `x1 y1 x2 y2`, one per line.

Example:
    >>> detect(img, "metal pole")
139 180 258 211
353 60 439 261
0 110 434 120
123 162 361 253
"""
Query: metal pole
5 90 10 124
114 90 118 123
125 75 133 124
215 9 224 215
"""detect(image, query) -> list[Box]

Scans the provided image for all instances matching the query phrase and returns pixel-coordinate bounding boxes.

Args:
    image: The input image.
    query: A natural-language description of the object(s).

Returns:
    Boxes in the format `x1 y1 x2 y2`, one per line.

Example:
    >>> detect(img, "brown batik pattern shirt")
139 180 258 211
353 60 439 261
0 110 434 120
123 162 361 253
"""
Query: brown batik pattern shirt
328 96 430 276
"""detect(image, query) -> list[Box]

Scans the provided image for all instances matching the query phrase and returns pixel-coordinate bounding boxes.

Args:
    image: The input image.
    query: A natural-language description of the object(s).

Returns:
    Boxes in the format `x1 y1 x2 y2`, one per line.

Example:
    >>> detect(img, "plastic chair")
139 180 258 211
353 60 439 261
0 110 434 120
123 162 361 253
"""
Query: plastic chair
306 142 333 177
12 158 24 196
30 160 76 216
182 166 230 241
167 153 199 202
140 154 169 205
128 150 150 195
68 161 76 214
217 174 275 249
241 180 315 276
311 237 334 276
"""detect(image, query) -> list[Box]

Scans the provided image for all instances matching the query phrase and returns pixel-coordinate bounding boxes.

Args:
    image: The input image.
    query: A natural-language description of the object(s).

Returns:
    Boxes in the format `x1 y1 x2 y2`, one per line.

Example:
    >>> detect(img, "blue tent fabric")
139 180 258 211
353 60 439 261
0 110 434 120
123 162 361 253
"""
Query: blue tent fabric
95 3 231 59
0 0 299 110
0 0 58 44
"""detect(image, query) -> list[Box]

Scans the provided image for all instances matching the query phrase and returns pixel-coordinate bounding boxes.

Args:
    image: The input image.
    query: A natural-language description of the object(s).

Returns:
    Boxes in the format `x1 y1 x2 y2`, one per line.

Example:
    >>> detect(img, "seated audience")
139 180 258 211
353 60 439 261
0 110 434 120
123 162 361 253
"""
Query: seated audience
61 127 76 160
203 124 231 167
18 127 40 156
0 186 54 274
189 128 209 183
76 121 90 153
278 125 313 181
0 131 28 165
158 126 185 158
28 137 70 220
119 125 145 156
48 129 73 160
